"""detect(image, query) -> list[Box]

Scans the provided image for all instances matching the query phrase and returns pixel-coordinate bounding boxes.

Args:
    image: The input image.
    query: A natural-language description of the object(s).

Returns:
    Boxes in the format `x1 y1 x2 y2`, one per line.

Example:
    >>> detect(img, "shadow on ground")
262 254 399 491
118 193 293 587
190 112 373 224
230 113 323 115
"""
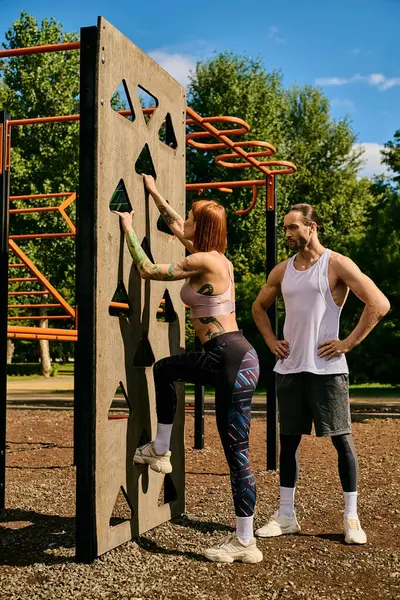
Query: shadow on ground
0 508 75 566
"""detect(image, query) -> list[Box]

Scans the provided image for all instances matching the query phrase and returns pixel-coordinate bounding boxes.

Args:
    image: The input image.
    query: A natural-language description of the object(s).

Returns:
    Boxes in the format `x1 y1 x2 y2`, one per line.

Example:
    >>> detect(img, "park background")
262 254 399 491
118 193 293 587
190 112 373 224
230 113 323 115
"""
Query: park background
1 3 399 386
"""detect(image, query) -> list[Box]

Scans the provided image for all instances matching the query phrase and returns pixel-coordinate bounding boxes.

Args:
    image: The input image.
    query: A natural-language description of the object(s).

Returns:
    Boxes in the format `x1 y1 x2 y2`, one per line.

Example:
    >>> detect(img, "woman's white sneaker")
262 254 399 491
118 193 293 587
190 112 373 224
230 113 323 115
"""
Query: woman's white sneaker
204 533 263 563
255 512 301 538
344 517 367 544
133 441 172 474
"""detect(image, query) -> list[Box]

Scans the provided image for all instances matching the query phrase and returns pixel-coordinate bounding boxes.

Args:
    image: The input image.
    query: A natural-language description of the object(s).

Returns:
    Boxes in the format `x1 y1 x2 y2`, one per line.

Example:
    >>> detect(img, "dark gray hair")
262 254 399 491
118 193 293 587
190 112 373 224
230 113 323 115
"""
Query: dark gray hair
287 203 325 234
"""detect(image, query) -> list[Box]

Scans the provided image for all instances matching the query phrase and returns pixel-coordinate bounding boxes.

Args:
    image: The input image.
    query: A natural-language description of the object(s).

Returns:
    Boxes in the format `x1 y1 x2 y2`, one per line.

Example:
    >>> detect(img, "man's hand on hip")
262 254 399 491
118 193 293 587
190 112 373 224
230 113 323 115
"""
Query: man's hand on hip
268 340 290 360
318 339 349 360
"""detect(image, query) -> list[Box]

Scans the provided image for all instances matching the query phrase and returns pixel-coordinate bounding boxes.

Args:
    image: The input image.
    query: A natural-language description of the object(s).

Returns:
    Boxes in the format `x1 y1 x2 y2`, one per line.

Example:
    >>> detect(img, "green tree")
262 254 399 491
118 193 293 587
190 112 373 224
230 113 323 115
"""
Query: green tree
344 177 400 383
382 129 400 182
1 12 80 363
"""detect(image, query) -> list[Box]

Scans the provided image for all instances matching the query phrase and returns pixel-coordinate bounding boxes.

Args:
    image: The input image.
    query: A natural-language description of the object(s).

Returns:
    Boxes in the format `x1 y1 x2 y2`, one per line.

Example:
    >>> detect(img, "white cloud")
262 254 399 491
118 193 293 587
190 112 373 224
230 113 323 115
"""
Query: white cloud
353 142 393 178
331 98 356 111
148 51 196 87
316 73 400 91
267 26 286 43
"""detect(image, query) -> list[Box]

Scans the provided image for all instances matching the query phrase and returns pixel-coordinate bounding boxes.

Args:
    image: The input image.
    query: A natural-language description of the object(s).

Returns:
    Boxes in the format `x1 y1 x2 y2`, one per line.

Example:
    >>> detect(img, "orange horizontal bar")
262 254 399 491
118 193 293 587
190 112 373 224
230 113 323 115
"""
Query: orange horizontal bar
10 193 70 201
9 107 150 127
8 291 48 296
9 115 80 127
8 304 60 309
8 331 77 342
0 41 80 58
10 206 59 214
108 415 129 420
10 233 75 240
8 315 72 320
110 301 130 310
8 325 77 335
8 264 25 268
186 179 267 191
118 108 154 117
8 277 38 282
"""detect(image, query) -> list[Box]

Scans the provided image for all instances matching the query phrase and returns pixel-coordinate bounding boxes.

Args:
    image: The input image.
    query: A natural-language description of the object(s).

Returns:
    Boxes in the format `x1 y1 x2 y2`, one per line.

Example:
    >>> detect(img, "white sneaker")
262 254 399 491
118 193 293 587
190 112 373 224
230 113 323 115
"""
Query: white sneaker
255 511 301 538
134 441 172 474
344 517 367 544
204 533 263 564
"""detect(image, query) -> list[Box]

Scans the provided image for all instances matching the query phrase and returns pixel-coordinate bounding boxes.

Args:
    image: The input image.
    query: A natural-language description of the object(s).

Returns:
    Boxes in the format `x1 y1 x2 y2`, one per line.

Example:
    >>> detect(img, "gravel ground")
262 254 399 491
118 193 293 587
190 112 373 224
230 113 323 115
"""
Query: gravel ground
1 411 399 600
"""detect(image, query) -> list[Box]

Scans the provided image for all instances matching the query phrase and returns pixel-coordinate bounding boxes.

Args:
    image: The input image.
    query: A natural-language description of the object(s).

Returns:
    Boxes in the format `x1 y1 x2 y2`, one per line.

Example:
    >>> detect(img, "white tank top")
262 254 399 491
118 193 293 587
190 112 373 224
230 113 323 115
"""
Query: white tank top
274 249 348 375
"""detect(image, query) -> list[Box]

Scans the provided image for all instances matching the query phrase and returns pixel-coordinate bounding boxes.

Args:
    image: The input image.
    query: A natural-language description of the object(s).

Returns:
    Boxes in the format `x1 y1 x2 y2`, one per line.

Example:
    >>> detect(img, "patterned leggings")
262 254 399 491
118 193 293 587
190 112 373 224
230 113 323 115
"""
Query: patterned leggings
153 330 259 517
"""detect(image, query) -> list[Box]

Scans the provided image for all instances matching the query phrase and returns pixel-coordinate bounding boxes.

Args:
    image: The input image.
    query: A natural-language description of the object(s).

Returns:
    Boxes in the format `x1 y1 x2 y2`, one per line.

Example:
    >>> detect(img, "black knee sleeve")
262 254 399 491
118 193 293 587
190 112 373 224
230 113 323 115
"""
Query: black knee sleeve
279 434 301 488
331 433 358 492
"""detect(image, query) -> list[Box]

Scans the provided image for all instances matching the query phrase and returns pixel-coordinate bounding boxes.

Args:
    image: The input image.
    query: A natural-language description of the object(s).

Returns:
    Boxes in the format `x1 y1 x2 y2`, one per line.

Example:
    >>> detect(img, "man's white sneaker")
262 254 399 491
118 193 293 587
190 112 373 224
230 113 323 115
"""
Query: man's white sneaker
255 512 301 538
203 533 263 563
133 441 172 474
344 517 367 544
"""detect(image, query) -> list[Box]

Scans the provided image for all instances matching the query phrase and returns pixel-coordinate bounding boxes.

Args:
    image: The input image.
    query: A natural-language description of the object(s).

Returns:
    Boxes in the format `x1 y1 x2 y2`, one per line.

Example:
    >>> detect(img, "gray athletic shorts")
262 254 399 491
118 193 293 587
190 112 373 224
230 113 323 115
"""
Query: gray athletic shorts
276 372 351 437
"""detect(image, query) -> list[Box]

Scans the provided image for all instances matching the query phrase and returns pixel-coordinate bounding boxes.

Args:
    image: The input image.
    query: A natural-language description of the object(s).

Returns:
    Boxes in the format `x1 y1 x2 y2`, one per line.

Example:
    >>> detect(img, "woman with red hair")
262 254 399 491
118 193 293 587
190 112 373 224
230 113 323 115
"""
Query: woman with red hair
115 174 262 564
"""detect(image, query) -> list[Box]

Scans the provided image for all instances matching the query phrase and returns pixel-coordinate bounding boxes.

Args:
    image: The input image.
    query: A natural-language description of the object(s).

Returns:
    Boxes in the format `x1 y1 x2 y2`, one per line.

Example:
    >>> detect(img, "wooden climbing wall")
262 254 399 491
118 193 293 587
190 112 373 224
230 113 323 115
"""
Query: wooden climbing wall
75 17 186 562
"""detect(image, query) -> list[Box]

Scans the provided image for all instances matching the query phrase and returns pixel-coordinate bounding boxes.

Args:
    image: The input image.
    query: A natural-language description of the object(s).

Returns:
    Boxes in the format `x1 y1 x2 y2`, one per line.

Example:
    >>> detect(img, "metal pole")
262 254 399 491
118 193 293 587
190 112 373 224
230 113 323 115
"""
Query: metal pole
74 26 98 563
0 112 11 509
193 336 204 449
266 175 278 471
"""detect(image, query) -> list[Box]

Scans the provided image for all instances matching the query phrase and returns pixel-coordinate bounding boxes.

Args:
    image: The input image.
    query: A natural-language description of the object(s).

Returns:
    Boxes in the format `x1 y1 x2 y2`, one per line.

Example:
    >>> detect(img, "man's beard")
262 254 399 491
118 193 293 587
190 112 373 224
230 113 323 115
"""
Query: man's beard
288 236 308 251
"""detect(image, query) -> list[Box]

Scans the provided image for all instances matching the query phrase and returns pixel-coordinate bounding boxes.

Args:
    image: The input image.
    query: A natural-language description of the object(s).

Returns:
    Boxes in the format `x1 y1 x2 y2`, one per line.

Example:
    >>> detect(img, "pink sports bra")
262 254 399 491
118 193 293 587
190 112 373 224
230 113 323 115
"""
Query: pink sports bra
180 256 236 319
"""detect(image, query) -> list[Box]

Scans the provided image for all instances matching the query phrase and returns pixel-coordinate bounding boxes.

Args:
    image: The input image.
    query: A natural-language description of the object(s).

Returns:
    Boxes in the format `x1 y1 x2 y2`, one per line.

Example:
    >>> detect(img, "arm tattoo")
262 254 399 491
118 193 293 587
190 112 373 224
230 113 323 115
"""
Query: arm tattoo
199 316 225 340
197 284 214 296
159 206 179 227
126 236 194 281
126 231 153 275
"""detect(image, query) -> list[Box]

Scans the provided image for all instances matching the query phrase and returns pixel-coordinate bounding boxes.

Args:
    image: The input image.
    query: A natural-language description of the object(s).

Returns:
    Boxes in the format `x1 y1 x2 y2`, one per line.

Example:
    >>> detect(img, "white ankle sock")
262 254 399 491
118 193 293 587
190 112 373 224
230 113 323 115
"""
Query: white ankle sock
154 423 173 455
279 486 295 518
344 491 358 519
236 516 254 544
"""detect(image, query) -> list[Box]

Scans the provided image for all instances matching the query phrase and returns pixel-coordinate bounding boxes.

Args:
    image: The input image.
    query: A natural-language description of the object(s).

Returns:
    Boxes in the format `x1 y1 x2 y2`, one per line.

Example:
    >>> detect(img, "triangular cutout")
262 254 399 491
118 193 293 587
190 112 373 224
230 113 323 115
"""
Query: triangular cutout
140 236 155 263
110 486 134 526
109 179 133 213
111 80 135 122
109 281 131 317
108 381 131 420
137 85 159 124
157 474 177 506
135 144 157 178
158 113 178 149
157 289 177 323
156 200 174 236
133 333 155 367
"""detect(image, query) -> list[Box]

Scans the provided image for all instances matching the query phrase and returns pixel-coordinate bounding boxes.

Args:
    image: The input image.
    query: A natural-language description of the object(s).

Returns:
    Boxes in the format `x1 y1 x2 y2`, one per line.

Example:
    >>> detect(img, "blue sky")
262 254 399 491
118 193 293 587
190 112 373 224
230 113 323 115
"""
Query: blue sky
1 0 399 177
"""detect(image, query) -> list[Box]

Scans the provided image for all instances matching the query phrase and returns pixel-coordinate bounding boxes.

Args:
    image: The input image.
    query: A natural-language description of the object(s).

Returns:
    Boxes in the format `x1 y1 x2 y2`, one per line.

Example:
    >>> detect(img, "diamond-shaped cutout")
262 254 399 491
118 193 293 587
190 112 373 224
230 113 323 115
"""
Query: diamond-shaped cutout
108 381 131 420
110 485 134 527
111 80 135 122
137 85 158 124
109 281 131 317
109 179 133 213
157 474 177 506
133 333 155 367
158 113 178 149
157 289 177 323
135 144 157 179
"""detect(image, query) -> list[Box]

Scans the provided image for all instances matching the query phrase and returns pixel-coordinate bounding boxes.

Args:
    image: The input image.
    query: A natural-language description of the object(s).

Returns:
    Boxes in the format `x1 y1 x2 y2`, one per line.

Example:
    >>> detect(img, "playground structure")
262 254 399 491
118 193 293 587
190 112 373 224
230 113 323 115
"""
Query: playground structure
0 17 296 562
